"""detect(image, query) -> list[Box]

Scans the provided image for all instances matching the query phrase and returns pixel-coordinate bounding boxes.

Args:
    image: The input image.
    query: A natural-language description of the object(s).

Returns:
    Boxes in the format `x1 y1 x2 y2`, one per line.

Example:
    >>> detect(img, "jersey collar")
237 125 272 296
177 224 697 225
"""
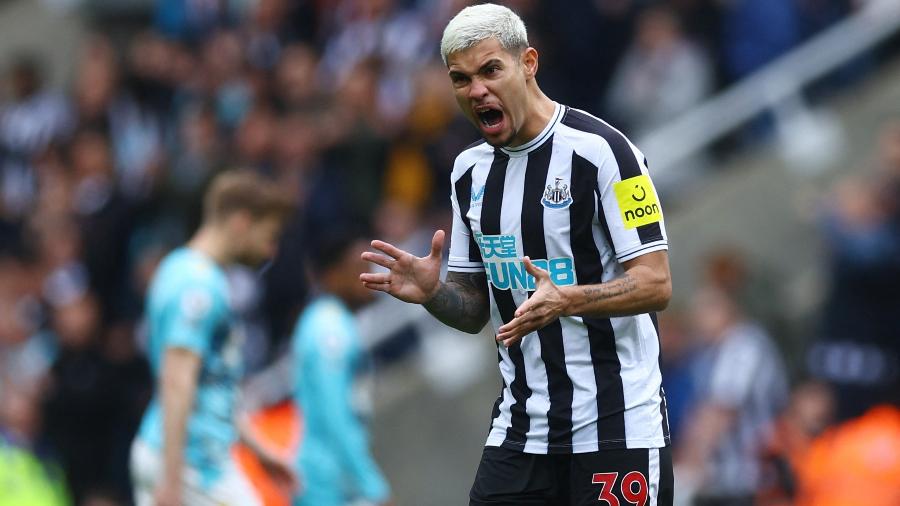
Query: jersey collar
500 102 563 158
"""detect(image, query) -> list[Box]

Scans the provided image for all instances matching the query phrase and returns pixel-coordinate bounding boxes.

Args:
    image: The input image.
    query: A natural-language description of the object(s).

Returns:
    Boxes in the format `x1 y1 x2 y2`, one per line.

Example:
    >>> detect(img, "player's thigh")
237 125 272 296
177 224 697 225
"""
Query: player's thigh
129 440 261 506
469 446 556 506
130 440 160 506
200 459 262 506
569 446 673 506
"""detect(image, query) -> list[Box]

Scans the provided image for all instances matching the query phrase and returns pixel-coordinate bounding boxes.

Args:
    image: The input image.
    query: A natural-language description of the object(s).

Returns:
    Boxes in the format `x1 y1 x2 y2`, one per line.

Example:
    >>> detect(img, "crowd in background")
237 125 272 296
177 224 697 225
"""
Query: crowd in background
0 0 897 504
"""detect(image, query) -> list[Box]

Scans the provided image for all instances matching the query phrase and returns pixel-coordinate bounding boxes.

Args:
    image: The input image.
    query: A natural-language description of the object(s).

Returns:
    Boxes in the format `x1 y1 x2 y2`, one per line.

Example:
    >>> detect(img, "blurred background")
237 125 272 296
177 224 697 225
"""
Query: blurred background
1 0 899 504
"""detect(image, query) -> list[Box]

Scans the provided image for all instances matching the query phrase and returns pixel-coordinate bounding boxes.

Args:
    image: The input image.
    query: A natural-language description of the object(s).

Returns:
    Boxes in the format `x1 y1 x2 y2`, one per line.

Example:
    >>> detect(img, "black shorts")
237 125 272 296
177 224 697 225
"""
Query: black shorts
469 445 673 506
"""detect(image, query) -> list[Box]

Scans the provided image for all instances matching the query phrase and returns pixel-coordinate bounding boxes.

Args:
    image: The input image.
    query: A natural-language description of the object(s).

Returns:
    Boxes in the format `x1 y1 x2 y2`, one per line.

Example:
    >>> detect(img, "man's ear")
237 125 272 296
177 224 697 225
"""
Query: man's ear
522 47 539 80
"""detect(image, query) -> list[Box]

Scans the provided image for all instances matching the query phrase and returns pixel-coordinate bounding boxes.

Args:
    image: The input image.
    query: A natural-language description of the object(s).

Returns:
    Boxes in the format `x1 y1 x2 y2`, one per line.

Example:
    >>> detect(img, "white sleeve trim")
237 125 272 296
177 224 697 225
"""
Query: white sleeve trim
616 241 668 262
447 262 484 273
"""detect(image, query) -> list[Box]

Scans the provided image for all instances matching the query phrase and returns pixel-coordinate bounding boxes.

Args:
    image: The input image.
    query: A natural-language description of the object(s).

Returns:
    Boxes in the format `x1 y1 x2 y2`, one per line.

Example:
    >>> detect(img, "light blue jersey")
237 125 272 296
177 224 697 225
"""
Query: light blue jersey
136 247 244 486
292 296 389 506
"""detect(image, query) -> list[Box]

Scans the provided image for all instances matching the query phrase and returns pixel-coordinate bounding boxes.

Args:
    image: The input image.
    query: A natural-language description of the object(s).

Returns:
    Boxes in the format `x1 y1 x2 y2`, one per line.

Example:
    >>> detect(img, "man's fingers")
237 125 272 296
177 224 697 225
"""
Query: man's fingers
370 239 406 259
499 307 539 334
429 230 445 259
498 326 531 347
523 256 549 279
361 251 394 270
500 335 524 348
363 282 392 293
514 297 537 318
360 272 391 284
498 307 559 346
497 313 538 341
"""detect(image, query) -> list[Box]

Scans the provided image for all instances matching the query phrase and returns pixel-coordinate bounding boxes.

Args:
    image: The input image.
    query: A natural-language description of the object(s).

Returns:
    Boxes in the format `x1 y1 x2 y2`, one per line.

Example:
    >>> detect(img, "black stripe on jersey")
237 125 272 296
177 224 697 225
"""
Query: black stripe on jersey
489 351 503 434
454 165 482 263
650 311 660 339
562 109 663 245
573 152 615 261
521 137 574 452
481 150 531 448
660 386 671 443
650 311 671 442
569 148 628 448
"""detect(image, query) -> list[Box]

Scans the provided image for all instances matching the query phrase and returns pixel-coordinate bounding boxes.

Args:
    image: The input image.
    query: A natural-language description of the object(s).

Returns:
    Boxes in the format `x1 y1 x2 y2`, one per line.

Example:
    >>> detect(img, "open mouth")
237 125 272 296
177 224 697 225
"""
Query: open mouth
476 107 504 130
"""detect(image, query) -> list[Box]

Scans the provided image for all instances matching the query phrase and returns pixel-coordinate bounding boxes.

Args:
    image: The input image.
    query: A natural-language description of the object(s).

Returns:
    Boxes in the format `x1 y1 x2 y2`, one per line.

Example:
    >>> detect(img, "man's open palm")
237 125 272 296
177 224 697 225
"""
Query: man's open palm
360 230 445 304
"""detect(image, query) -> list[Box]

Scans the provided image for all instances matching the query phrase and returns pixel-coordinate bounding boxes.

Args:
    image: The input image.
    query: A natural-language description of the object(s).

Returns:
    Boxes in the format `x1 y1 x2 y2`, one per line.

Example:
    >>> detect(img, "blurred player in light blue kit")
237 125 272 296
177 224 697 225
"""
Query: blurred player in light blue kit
131 170 296 506
292 231 393 506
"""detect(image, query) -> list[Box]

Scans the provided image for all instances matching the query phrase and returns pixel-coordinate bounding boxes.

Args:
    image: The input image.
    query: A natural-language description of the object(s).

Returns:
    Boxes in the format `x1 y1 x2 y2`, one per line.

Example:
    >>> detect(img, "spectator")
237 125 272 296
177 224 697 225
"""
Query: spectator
67 129 134 321
41 292 144 504
676 286 789 505
0 255 51 392
159 102 225 240
274 43 324 113
809 119 900 420
720 0 801 81
0 382 69 506
155 0 236 42
0 55 73 221
200 30 255 130
657 310 699 443
605 6 713 136
320 0 428 126
794 403 900 505
756 381 835 505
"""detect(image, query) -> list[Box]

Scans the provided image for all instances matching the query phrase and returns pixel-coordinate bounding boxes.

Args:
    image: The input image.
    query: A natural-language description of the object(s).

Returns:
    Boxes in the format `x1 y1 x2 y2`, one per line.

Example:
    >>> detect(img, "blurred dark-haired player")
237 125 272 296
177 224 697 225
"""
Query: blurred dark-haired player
291 230 393 506
131 170 296 506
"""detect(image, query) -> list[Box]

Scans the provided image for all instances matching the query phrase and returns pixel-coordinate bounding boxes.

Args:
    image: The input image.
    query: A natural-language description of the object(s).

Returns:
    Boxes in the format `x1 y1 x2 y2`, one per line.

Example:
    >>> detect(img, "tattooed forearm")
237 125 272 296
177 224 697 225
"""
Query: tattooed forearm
582 273 638 303
564 252 671 318
424 271 490 333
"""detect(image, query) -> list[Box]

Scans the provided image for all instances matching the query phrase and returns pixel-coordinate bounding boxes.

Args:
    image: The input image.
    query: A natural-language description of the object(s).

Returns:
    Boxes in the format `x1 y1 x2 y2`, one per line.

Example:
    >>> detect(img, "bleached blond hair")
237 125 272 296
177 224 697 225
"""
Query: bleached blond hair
440 3 528 66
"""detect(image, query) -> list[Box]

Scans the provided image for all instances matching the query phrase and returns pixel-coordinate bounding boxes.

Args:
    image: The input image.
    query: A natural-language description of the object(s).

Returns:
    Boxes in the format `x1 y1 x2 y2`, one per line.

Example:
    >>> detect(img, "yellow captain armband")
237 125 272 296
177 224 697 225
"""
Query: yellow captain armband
613 174 662 229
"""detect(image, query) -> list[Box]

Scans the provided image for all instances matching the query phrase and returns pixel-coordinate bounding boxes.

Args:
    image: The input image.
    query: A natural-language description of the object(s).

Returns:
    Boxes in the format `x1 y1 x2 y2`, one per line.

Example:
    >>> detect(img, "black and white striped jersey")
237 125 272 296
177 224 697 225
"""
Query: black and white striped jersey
447 103 670 454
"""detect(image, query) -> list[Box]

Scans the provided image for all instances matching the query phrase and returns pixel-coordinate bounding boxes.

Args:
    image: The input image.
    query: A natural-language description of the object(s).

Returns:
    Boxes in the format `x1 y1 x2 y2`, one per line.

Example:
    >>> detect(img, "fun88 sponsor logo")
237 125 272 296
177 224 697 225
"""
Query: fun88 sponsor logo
476 233 576 290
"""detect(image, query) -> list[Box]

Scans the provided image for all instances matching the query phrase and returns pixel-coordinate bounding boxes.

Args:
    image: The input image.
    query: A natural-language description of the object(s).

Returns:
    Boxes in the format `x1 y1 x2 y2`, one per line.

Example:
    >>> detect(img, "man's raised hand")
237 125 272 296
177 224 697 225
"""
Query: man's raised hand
360 230 445 304
496 256 568 347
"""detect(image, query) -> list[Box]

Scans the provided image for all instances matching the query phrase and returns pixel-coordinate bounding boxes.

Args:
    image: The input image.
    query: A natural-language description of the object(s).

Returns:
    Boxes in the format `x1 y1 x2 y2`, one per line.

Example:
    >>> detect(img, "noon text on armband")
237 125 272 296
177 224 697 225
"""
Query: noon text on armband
475 233 576 291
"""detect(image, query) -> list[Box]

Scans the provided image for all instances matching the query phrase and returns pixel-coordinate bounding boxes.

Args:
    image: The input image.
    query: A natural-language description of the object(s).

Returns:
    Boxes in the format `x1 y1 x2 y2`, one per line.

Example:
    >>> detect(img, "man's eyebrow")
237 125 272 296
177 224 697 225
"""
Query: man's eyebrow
478 59 504 72
448 58 505 78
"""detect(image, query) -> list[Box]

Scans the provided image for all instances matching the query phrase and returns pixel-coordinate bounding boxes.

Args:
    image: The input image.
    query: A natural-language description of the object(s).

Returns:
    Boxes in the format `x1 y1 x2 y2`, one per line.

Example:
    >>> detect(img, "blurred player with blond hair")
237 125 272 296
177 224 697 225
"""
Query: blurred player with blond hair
131 170 296 506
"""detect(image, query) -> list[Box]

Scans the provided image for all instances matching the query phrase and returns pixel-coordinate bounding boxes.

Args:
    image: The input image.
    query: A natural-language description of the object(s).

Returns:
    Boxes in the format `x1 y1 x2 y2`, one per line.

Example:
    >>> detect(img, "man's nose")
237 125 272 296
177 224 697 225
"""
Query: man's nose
468 78 489 100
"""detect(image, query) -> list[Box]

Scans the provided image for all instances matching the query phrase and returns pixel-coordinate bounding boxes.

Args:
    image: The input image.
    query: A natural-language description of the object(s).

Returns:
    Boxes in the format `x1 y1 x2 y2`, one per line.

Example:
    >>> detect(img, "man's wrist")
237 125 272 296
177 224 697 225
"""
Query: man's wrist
422 281 444 306
559 285 577 317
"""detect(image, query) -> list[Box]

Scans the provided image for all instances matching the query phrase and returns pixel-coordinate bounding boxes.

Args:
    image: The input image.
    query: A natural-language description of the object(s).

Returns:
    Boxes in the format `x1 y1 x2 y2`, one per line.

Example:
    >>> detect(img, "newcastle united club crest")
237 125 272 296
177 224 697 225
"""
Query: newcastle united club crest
541 177 573 209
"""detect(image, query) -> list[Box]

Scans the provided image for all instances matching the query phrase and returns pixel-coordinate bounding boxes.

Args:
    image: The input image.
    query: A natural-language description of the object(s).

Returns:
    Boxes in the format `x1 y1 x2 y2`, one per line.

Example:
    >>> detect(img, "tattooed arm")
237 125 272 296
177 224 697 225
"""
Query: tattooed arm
496 251 671 346
360 230 490 334
424 271 491 334
562 251 671 318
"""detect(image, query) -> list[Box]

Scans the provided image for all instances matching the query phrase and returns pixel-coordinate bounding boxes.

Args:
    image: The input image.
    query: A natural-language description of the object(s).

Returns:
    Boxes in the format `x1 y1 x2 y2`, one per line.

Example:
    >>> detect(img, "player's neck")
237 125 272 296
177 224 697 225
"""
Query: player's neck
188 226 232 267
510 89 556 148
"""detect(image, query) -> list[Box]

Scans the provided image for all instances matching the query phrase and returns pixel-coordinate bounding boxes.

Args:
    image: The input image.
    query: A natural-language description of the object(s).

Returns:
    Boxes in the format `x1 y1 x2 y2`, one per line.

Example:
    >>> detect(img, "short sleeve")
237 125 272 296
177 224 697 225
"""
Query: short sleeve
596 146 668 263
447 174 484 273
162 284 224 356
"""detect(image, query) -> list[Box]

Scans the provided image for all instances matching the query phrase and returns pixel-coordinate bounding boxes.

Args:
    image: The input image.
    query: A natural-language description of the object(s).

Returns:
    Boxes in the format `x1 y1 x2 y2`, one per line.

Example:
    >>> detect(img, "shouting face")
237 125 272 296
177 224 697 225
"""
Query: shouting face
447 38 538 148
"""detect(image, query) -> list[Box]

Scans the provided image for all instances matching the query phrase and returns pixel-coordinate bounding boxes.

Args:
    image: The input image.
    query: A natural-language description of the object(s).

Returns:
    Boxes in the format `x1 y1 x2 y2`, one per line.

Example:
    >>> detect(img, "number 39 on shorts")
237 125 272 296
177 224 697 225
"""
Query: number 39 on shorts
592 471 649 506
